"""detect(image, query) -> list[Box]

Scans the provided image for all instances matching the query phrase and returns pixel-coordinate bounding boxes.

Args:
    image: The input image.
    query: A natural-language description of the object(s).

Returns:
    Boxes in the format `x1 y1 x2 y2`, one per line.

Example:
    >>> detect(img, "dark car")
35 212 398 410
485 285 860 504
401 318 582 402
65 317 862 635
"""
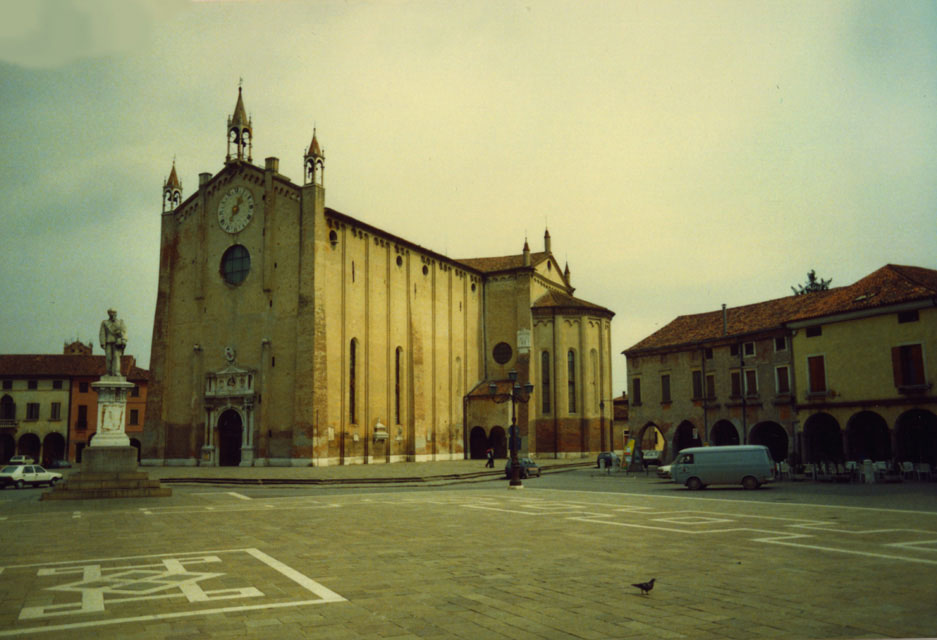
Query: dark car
46 459 73 469
596 452 620 469
504 457 541 479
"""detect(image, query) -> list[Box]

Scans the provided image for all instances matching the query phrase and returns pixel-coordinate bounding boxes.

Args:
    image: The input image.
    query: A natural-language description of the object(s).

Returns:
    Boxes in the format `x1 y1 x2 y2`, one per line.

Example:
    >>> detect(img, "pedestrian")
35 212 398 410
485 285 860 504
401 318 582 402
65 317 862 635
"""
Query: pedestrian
485 447 494 468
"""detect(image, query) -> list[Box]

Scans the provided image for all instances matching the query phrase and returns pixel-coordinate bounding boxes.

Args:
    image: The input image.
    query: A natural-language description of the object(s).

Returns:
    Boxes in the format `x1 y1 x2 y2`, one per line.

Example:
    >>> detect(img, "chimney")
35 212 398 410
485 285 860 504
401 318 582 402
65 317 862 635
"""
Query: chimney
265 156 279 173
722 304 728 335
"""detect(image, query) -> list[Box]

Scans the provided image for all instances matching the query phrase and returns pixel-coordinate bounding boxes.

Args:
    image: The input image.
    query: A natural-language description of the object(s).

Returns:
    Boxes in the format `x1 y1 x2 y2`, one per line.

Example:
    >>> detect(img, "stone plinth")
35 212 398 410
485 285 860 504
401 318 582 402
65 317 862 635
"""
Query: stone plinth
42 471 171 500
82 446 138 473
90 376 135 447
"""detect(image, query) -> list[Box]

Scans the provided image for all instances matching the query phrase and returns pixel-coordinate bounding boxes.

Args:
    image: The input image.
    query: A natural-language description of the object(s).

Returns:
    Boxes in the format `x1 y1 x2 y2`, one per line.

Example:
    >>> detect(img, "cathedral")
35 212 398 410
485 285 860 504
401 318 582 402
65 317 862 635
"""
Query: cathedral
142 88 615 466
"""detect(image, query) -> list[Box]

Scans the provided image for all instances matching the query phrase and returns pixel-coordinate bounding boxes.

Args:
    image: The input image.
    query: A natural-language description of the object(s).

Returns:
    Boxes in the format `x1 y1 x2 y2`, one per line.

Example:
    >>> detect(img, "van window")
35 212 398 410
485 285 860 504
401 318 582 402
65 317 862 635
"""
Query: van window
678 453 694 464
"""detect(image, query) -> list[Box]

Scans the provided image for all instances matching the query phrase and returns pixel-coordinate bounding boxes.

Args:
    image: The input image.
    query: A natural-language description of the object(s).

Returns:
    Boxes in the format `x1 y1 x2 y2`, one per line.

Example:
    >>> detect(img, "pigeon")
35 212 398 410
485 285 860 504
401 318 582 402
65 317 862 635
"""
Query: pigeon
631 578 655 595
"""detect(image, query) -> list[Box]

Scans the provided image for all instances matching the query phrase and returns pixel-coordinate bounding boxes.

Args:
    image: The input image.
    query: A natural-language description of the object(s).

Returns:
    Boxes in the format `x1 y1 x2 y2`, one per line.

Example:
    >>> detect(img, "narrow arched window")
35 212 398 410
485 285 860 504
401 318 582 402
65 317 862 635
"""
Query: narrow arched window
567 349 577 413
395 347 402 425
349 339 357 424
541 351 551 413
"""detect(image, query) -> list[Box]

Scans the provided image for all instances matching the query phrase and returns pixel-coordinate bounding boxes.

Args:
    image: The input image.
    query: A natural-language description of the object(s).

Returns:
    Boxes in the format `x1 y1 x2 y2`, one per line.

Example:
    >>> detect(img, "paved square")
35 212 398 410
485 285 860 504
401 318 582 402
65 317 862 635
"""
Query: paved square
2 485 936 639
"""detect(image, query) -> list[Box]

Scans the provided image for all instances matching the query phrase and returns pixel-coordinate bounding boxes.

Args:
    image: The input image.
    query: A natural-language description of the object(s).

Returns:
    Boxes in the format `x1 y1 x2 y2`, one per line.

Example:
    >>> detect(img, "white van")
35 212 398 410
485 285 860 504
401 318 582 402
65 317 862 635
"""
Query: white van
670 445 774 490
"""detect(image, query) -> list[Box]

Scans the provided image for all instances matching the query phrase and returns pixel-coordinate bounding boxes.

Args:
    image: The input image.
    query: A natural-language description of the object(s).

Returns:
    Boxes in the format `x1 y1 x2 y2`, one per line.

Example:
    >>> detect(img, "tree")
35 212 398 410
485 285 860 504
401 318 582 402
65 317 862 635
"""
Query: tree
792 269 832 296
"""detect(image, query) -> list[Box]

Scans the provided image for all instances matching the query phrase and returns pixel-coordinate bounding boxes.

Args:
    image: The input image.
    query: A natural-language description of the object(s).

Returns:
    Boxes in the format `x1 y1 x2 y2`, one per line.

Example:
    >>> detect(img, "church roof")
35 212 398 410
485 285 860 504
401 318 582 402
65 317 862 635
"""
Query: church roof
0 355 149 381
625 264 937 355
456 251 549 274
531 290 614 318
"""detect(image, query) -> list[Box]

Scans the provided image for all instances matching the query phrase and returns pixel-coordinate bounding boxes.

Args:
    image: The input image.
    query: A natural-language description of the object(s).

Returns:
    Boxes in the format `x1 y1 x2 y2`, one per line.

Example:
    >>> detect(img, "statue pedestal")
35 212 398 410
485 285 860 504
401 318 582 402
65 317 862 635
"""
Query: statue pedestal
42 376 171 500
90 376 135 447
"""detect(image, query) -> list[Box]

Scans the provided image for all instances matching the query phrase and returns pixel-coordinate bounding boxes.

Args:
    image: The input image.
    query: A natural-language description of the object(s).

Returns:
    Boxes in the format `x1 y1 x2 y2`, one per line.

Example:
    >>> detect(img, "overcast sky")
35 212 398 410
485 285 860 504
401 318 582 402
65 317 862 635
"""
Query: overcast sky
1 0 935 396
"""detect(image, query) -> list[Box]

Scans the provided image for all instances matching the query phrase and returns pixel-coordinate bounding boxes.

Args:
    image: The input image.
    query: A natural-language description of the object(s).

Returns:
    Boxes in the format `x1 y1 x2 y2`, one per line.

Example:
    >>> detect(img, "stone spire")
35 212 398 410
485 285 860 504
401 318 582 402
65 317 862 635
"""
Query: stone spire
226 85 253 164
544 228 552 254
304 127 325 187
522 238 531 266
163 159 182 212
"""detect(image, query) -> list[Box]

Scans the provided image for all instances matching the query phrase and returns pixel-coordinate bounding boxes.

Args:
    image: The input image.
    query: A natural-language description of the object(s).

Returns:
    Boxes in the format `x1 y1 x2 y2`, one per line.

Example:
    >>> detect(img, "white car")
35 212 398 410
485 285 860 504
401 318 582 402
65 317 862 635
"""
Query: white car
0 464 63 489
9 455 34 465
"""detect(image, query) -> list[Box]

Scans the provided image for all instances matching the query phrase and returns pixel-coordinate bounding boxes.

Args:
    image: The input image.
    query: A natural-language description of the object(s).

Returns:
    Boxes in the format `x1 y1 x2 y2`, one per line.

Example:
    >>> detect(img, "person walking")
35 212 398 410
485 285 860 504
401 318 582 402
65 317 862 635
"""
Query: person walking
485 447 494 468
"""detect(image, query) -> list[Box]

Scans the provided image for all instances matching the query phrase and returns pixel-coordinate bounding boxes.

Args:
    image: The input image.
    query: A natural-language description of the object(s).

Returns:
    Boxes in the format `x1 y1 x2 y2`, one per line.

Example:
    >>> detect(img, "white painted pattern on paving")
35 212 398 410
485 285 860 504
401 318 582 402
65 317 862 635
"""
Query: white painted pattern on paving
0 548 345 637
457 495 937 566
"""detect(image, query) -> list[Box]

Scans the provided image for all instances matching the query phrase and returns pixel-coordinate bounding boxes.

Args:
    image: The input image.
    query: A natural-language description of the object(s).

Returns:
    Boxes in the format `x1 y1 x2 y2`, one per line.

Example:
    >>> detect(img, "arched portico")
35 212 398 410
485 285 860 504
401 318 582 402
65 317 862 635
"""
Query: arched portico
895 409 937 465
846 411 891 462
710 420 739 446
672 420 701 456
469 426 488 459
749 421 788 461
803 413 843 463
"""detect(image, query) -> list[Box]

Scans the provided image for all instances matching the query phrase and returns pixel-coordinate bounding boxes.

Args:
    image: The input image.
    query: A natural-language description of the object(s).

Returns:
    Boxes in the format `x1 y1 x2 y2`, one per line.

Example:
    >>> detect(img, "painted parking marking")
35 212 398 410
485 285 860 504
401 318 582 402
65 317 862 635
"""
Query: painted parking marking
0 548 345 637
652 515 734 525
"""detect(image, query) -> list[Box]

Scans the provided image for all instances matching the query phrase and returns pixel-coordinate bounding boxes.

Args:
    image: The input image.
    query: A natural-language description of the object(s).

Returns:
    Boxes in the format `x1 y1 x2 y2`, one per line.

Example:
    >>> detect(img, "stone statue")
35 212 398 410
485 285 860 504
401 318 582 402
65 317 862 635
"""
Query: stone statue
99 308 127 377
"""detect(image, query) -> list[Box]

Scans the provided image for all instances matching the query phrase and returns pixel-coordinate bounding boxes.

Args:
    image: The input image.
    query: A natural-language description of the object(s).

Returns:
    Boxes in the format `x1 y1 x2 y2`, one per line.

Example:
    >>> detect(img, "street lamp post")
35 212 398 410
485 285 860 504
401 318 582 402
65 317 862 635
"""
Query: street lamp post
489 369 534 489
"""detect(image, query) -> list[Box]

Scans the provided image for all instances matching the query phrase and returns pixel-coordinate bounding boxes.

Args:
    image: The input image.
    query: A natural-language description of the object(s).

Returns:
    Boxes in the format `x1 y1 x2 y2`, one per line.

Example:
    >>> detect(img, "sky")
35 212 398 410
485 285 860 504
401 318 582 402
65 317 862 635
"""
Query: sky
1 0 935 397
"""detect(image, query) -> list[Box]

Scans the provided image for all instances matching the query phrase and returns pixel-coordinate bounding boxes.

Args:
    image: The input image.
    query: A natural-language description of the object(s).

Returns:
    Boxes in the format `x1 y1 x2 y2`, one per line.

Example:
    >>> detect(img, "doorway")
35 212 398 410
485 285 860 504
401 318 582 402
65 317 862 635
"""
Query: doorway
218 409 243 466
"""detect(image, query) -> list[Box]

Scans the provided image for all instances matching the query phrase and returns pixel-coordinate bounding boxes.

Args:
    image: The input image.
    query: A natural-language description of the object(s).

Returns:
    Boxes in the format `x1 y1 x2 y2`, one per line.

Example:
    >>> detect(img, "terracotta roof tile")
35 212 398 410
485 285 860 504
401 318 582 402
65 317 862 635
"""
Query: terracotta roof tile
625 264 937 354
0 355 148 381
456 251 548 273
532 290 614 317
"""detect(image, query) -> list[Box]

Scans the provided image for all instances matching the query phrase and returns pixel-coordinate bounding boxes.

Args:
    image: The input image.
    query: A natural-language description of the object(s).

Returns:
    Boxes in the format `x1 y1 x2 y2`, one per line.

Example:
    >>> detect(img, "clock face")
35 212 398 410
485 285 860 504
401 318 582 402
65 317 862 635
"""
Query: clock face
217 186 255 233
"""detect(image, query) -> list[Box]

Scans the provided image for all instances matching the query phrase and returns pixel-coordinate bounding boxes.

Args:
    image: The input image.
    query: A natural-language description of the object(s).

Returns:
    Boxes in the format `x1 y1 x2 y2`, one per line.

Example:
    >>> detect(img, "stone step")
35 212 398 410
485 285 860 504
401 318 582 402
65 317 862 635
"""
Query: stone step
41 487 172 500
58 479 166 490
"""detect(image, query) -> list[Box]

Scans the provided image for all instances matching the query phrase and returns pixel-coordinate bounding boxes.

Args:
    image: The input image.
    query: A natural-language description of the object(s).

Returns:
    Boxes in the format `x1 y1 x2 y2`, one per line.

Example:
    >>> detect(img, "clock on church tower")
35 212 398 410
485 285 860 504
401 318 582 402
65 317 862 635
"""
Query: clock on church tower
217 185 254 233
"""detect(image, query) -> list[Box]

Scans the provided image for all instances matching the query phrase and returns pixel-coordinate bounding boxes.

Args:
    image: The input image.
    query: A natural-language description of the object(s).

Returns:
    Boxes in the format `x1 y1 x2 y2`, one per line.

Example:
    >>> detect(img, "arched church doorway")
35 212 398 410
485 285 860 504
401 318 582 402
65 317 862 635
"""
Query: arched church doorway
749 421 788 461
846 411 891 462
803 413 843 463
488 426 506 458
673 421 700 455
469 427 488 459
710 420 739 446
218 409 243 467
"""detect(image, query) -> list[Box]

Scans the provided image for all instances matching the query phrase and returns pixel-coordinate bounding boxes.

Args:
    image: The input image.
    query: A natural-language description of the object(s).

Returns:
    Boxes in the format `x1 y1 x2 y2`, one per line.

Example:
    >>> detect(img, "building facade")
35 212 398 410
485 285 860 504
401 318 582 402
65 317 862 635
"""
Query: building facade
624 265 937 467
0 343 149 464
143 89 615 467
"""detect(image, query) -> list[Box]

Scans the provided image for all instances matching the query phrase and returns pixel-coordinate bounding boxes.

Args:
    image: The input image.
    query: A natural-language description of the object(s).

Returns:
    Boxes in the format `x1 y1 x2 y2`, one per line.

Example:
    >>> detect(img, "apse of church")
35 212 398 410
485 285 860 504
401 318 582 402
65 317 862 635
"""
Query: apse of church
143 89 615 466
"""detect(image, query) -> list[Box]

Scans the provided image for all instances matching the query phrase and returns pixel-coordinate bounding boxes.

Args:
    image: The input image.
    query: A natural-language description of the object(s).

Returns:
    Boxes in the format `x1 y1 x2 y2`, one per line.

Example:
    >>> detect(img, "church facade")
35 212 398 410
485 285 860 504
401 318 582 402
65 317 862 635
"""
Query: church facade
142 89 615 466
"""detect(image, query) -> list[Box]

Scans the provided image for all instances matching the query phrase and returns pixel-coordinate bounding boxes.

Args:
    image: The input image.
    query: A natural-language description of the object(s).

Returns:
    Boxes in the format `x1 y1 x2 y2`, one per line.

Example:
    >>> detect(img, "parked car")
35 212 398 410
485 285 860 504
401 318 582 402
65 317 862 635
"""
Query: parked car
8 455 34 465
504 457 541 479
596 452 620 469
642 450 662 468
656 464 672 479
0 465 63 489
46 459 73 469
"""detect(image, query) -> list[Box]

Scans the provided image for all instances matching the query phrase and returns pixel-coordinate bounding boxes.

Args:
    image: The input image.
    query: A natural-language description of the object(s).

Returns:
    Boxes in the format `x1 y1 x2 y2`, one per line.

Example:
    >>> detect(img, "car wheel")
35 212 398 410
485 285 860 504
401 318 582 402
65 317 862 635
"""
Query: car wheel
686 477 703 491
742 476 760 490
50 478 59 486
14 480 24 490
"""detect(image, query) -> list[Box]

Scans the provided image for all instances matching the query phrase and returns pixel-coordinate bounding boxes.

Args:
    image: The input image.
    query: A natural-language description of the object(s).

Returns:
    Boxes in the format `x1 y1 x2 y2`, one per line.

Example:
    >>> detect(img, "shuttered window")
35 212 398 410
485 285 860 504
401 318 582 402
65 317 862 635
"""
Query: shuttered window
892 344 925 387
808 356 826 393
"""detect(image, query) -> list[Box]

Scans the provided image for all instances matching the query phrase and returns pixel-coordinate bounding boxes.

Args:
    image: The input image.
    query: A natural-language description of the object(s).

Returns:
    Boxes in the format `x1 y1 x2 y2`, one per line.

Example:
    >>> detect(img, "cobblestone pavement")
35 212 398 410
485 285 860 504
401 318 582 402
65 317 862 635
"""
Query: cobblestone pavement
1 476 936 639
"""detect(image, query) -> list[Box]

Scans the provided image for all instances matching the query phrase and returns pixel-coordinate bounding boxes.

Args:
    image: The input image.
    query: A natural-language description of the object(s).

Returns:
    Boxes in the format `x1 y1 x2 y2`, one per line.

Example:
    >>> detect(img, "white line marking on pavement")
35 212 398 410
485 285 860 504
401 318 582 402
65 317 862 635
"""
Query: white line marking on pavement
227 492 251 500
0 548 346 637
72 512 80 519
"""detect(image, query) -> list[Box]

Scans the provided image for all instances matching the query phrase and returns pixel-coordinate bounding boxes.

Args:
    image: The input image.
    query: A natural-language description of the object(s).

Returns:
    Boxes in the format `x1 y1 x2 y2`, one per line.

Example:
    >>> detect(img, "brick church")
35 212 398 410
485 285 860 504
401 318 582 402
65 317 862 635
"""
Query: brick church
143 88 615 466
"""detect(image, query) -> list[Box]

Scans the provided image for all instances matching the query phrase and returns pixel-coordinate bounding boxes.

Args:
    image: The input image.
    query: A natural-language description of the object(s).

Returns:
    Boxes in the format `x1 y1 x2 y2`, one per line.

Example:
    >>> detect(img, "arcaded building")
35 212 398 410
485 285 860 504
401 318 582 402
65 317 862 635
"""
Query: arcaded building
142 89 615 467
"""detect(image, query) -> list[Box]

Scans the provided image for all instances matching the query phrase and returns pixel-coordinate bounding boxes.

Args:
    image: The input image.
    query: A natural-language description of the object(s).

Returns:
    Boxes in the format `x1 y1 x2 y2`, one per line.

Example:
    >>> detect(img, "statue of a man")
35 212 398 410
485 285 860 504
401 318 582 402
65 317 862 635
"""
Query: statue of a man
99 308 128 377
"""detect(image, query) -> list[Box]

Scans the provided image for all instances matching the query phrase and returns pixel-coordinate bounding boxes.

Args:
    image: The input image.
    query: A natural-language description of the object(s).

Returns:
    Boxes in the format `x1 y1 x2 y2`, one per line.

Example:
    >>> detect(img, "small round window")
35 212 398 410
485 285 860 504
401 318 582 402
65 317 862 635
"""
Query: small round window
221 244 251 285
493 342 513 365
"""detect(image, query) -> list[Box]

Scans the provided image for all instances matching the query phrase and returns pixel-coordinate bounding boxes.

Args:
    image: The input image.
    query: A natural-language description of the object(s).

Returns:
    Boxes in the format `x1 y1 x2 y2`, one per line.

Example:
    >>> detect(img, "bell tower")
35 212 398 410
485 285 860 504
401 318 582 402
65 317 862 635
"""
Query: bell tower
162 160 182 212
304 127 325 187
226 85 253 164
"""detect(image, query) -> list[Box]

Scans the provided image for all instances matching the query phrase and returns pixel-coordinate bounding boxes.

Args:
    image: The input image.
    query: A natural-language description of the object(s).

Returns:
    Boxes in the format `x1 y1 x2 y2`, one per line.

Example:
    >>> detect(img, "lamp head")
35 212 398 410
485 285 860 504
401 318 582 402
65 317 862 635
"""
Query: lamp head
488 382 498 396
508 369 518 382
